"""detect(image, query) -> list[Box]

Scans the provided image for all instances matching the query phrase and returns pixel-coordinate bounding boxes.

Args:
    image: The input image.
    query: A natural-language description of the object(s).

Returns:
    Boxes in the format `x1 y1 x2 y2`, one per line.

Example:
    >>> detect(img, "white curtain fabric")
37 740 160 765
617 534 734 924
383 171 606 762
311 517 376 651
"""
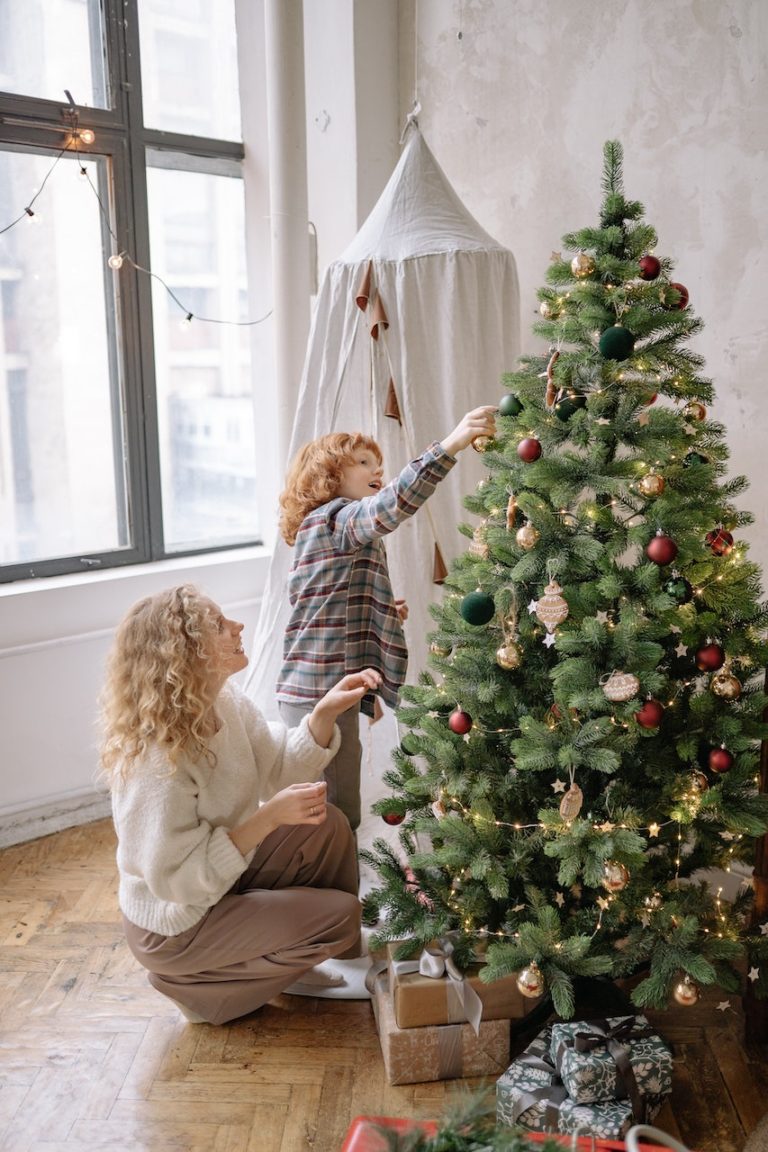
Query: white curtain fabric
244 128 521 722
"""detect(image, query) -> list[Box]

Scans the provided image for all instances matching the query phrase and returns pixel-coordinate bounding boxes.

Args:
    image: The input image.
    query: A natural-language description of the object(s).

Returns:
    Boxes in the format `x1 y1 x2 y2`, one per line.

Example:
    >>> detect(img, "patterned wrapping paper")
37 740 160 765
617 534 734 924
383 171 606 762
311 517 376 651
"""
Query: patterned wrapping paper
496 1026 666 1139
371 974 510 1086
550 1016 673 1106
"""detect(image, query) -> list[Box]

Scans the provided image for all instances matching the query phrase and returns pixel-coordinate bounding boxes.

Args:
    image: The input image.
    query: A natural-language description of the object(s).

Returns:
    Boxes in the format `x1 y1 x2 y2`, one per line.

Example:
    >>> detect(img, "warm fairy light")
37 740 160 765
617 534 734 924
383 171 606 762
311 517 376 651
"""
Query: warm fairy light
79 128 96 144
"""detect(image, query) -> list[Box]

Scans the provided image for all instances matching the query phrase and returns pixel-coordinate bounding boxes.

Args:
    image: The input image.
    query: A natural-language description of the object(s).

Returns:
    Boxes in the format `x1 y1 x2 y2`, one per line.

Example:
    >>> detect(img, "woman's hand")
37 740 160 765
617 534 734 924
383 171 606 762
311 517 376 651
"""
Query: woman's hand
262 780 329 827
440 405 497 456
228 781 329 855
308 668 382 748
395 599 409 622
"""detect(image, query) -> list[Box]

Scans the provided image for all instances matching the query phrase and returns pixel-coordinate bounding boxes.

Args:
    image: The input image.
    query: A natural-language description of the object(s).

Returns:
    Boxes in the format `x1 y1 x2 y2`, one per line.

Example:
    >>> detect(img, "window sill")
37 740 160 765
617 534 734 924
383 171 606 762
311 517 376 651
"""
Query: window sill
0 545 274 651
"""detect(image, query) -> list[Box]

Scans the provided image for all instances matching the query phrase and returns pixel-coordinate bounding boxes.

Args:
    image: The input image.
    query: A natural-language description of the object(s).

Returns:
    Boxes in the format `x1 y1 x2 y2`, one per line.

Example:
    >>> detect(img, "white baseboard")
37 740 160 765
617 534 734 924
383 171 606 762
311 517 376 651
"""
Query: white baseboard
0 789 112 849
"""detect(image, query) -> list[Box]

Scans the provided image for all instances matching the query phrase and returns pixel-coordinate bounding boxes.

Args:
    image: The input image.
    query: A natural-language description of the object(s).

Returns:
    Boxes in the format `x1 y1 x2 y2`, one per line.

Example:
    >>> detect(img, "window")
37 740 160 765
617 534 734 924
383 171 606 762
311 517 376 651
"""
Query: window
0 0 261 581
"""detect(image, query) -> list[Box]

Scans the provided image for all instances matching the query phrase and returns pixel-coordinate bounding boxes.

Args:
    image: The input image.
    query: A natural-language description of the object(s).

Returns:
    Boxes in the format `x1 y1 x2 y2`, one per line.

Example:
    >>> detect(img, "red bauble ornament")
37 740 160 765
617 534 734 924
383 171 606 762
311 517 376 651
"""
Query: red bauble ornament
706 528 734 557
695 642 726 672
667 281 686 308
382 811 405 826
708 746 734 774
635 698 665 729
517 437 542 463
646 532 678 566
639 255 661 281
448 708 473 735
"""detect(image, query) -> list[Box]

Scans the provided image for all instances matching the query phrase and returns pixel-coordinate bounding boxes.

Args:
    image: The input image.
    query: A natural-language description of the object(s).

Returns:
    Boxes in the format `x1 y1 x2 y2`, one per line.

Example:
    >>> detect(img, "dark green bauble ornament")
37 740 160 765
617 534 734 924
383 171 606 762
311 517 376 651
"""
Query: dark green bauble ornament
683 451 709 468
554 390 587 421
499 392 524 418
599 325 635 361
460 590 495 626
664 575 693 604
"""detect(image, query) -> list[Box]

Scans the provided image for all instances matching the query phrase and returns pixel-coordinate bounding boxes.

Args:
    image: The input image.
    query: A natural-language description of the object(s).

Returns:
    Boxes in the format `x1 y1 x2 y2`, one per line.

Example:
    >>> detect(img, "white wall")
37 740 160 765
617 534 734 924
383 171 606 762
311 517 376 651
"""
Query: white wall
400 0 768 571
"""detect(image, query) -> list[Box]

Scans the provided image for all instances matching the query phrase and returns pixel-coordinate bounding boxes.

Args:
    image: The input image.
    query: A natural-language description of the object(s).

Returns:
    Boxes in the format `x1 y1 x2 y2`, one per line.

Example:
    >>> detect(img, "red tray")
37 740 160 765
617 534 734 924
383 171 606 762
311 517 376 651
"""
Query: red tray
341 1116 680 1151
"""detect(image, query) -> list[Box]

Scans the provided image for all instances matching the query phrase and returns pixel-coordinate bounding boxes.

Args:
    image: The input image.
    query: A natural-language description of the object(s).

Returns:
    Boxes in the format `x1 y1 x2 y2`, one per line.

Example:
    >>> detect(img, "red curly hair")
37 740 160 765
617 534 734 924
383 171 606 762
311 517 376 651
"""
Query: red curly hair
278 432 383 545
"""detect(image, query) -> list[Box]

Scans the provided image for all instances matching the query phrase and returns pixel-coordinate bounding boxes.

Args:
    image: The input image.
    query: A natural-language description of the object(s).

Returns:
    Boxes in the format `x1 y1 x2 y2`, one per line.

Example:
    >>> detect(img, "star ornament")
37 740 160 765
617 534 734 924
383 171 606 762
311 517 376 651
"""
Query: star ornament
675 641 688 657
597 897 611 911
528 599 539 615
716 1001 732 1013
761 922 768 936
598 821 616 833
596 610 610 624
555 892 565 907
550 250 562 263
749 967 760 983
543 632 557 648
551 779 567 794
648 822 660 838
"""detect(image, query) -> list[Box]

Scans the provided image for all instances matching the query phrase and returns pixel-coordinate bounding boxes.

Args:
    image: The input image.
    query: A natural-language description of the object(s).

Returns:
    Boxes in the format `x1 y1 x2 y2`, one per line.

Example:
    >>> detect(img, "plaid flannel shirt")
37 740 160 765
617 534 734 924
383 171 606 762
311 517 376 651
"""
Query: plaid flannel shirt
276 441 455 710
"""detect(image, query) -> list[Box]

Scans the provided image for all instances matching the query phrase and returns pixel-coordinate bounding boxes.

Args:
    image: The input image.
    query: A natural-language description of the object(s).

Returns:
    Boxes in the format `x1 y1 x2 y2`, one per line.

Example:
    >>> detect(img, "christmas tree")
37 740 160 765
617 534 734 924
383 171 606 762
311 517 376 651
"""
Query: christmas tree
362 140 768 1017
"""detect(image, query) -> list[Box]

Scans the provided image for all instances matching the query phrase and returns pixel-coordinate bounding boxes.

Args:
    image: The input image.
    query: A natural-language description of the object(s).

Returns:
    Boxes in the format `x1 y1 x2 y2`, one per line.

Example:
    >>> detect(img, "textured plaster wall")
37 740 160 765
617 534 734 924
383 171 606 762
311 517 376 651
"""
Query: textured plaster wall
400 0 768 570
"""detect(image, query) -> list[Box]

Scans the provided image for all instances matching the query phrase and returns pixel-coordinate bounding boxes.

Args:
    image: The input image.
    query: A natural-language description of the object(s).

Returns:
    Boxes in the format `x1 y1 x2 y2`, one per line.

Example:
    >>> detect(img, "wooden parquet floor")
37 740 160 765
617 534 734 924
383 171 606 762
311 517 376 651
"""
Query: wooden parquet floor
0 819 767 1152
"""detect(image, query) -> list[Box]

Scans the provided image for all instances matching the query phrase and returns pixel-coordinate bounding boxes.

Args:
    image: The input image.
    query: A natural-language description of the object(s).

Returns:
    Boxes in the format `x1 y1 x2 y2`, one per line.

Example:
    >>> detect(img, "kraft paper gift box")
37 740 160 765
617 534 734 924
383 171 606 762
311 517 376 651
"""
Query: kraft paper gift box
386 940 535 1030
371 974 510 1086
496 1026 665 1139
549 1016 673 1106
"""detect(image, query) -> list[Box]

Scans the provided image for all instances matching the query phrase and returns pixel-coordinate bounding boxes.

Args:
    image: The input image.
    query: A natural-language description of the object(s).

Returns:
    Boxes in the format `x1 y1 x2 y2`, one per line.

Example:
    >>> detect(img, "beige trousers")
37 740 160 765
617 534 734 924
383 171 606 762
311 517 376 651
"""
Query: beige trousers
122 805 361 1025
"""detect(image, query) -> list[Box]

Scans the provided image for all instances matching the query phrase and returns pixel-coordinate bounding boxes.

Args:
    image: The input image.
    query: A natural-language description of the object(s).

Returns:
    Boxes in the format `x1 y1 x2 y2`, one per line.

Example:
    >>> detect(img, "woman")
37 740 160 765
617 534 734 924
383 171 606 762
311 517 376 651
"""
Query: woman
100 584 381 1025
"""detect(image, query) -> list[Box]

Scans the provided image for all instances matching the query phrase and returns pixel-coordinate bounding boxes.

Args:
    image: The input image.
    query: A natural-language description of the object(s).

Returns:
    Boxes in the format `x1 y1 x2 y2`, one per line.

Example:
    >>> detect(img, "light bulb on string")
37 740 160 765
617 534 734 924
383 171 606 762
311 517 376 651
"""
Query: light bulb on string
108 252 125 270
24 206 41 224
179 312 193 329
78 128 96 145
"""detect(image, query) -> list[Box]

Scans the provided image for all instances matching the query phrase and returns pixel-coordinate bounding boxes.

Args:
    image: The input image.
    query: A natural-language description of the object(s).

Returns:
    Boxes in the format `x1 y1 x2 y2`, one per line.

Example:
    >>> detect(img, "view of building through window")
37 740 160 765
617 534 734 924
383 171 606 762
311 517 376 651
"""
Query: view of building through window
0 0 259 576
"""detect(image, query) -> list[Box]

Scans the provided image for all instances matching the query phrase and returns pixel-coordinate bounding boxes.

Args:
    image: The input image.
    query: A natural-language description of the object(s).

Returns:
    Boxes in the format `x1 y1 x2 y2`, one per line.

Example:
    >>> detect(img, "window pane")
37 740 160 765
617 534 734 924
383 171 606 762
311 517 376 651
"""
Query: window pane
0 149 128 566
0 0 108 109
146 164 258 552
137 0 241 141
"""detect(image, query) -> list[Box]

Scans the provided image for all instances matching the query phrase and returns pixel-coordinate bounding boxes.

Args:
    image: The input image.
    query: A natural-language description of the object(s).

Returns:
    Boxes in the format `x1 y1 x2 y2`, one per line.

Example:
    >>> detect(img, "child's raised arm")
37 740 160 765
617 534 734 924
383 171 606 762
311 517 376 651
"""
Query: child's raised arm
439 405 497 457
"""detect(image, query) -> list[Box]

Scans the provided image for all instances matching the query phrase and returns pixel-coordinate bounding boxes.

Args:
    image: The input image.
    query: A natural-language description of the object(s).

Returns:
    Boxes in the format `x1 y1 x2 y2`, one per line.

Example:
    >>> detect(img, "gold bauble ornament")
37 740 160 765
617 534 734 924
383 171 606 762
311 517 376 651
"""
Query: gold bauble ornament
539 299 559 320
684 401 707 422
571 251 595 278
672 975 700 1007
639 472 665 497
559 782 584 821
471 435 493 453
516 961 545 999
535 579 569 633
710 669 742 700
429 640 452 659
469 521 490 559
516 521 540 551
602 670 641 703
602 860 631 892
496 641 523 671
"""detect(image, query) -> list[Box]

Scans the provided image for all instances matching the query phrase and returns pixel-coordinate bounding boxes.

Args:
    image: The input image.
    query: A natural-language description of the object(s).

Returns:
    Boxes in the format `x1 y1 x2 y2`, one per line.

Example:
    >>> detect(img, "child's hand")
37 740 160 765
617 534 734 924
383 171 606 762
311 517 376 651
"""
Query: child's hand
440 406 497 456
395 599 409 622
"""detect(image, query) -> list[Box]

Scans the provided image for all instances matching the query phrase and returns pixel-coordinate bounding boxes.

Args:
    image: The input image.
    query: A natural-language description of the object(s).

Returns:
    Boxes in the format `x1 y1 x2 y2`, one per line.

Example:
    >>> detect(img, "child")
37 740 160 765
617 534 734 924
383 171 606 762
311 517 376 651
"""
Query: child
276 406 497 831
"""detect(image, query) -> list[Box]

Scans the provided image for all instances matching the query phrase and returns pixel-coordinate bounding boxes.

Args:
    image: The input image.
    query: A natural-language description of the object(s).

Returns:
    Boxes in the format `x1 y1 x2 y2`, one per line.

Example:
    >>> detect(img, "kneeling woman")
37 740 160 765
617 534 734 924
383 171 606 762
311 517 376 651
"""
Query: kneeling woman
100 584 380 1025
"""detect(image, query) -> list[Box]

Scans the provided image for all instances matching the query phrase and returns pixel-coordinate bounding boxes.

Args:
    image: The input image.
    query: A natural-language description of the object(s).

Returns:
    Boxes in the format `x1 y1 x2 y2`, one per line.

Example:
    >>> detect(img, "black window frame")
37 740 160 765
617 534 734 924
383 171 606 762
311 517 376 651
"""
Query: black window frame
0 0 257 583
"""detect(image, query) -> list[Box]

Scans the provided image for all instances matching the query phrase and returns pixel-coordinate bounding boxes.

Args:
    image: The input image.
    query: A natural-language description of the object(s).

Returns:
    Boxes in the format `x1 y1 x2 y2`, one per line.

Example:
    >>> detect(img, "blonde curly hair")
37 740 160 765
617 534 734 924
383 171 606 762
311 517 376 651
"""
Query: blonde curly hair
99 585 221 784
278 432 382 545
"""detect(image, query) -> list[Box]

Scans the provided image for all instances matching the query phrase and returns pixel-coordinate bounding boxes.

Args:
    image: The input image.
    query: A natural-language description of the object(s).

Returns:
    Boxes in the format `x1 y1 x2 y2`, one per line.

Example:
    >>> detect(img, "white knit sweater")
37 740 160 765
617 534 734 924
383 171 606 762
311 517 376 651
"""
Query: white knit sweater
111 681 341 936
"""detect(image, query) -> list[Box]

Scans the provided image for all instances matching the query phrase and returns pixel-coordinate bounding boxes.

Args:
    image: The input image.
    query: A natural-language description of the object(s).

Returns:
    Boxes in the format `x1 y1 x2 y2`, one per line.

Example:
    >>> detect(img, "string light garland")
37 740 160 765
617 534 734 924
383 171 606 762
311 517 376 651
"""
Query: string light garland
0 94 273 330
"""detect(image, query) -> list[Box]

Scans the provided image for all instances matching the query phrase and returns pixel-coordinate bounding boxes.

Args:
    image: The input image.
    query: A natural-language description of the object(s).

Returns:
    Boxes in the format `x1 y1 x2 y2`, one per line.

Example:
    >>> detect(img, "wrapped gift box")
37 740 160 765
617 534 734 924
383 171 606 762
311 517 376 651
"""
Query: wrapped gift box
496 1026 665 1139
371 974 510 1086
341 1117 685 1151
386 941 535 1030
550 1015 673 1105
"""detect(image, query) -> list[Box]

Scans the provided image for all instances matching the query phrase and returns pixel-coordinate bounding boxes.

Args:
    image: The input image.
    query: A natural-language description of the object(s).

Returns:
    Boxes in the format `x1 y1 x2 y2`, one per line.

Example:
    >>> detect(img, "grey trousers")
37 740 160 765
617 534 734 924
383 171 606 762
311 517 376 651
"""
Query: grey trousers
121 805 361 1025
279 701 362 831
